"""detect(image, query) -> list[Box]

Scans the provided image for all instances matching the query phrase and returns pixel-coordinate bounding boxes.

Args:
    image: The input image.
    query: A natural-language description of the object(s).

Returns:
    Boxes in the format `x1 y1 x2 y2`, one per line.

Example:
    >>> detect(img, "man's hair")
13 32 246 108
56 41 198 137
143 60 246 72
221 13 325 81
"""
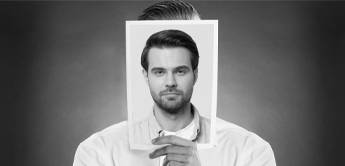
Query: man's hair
138 0 201 20
141 29 199 72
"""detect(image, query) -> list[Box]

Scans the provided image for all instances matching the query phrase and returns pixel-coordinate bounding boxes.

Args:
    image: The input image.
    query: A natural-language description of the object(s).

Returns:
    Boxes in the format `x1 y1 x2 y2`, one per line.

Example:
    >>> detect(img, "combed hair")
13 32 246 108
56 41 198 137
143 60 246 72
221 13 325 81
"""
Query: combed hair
138 0 201 20
141 29 199 71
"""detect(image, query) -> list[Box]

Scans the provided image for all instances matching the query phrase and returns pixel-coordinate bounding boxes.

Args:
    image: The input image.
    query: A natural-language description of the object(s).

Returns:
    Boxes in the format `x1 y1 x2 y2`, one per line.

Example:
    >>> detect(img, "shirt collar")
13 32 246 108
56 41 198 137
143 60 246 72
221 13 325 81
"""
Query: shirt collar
148 104 201 140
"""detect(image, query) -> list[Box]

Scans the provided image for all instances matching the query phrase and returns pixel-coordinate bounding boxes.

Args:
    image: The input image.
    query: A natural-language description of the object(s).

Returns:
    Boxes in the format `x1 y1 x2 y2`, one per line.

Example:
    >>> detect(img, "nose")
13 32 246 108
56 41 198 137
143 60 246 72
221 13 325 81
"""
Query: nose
165 72 177 88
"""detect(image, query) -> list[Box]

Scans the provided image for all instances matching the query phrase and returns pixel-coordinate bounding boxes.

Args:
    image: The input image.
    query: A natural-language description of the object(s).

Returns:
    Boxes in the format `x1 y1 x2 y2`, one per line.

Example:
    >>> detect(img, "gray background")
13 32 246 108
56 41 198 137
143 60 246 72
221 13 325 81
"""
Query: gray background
2 1 344 166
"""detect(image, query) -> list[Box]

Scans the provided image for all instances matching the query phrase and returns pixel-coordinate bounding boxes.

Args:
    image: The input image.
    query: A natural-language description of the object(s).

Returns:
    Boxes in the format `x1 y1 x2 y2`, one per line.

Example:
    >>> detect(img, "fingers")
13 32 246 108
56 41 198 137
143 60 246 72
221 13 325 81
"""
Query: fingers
149 145 192 159
162 154 195 165
152 135 196 147
164 160 184 166
150 136 200 165
166 154 191 163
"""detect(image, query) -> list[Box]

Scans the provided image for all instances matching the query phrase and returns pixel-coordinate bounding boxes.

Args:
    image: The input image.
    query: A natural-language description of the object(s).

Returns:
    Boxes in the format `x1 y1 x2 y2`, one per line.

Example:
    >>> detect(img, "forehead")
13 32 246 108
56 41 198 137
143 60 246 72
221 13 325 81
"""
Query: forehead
147 47 192 69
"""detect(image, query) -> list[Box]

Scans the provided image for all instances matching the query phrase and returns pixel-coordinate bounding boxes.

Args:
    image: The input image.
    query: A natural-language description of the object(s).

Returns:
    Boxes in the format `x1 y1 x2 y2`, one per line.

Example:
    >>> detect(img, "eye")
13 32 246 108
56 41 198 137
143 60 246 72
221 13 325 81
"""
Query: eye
153 70 165 76
176 69 187 75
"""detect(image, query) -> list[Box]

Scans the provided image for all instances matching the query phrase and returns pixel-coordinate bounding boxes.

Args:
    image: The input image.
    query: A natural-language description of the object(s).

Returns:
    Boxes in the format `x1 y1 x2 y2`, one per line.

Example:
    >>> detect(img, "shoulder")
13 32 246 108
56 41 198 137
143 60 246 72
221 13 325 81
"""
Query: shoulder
215 117 267 143
77 121 129 152
73 121 129 165
214 118 276 165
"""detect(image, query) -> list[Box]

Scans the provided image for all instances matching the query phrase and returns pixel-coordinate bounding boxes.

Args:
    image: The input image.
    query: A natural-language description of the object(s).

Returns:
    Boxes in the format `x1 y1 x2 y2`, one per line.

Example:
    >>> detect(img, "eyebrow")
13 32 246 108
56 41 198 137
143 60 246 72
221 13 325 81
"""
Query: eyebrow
150 65 191 72
174 65 190 71
150 67 166 72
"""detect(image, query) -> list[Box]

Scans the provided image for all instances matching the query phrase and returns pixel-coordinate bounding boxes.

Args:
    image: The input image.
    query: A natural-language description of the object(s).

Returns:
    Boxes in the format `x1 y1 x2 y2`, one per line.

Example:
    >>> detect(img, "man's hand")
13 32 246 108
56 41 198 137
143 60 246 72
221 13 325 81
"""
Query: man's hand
149 135 201 166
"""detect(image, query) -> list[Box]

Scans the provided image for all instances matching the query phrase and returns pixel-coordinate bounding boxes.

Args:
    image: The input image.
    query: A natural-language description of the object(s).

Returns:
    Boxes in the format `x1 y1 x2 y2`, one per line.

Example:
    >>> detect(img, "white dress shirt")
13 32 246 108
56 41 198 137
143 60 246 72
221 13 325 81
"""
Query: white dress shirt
129 106 210 150
73 110 276 166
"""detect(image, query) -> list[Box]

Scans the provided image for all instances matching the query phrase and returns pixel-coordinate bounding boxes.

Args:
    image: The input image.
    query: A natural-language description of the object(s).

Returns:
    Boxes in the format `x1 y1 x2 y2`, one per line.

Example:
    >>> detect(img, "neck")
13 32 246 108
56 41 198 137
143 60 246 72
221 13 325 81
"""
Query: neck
154 103 193 132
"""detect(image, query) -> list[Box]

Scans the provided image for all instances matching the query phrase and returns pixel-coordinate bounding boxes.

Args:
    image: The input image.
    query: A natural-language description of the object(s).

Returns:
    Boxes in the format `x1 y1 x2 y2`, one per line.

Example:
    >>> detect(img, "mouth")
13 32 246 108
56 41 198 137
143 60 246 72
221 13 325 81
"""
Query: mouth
162 93 180 101
160 89 183 97
161 92 180 96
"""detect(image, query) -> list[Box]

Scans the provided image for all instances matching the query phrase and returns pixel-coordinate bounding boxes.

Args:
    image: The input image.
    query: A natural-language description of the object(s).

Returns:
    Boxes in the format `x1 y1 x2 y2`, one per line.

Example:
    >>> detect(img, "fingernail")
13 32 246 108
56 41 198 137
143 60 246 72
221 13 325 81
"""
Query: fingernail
151 138 156 143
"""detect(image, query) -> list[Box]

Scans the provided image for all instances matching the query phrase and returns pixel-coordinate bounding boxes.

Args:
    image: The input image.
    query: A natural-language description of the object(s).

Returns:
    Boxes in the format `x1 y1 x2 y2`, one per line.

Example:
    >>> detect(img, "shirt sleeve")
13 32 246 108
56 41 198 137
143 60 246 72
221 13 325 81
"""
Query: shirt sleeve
73 134 109 166
240 133 276 166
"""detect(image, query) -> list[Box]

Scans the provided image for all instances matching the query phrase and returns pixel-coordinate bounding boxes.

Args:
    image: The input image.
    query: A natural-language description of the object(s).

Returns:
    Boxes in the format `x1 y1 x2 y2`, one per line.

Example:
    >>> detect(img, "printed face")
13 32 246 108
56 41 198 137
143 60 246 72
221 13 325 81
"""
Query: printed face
143 47 197 114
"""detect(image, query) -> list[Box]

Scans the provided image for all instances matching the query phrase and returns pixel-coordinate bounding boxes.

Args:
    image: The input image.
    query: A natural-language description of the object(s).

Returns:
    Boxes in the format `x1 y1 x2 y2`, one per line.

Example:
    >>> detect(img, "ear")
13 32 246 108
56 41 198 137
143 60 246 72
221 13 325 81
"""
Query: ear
142 69 149 85
193 68 198 85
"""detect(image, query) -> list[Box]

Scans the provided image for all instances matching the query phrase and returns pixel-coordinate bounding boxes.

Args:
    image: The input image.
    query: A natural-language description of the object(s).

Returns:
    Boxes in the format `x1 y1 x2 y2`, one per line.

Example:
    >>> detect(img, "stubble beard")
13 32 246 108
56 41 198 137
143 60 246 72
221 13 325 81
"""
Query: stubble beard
151 89 193 114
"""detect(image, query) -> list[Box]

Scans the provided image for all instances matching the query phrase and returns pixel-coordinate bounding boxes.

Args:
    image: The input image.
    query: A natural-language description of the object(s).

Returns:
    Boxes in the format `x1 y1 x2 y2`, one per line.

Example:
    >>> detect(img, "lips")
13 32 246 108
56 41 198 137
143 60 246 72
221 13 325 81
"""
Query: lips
160 89 182 96
161 92 180 95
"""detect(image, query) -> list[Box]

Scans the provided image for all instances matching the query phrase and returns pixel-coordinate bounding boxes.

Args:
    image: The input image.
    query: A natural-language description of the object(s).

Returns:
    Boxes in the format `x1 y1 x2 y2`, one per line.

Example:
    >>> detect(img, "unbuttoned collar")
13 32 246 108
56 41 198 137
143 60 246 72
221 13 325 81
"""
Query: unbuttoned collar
148 104 201 140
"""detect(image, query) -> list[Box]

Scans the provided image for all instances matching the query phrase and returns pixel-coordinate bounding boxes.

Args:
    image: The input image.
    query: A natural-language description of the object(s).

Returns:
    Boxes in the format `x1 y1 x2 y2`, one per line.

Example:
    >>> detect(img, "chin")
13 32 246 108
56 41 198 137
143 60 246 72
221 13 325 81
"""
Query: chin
163 108 181 114
159 101 186 114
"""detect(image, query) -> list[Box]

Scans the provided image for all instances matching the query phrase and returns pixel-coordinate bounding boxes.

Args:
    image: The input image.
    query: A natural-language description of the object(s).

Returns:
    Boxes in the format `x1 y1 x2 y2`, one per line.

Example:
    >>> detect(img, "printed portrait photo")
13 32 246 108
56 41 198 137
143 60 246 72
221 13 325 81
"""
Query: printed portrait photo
126 20 218 149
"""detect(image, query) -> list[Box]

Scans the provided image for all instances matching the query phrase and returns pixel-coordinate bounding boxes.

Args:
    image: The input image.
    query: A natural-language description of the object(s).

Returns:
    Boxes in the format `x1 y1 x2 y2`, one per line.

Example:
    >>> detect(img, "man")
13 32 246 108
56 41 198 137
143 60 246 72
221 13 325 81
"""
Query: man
73 1 276 166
